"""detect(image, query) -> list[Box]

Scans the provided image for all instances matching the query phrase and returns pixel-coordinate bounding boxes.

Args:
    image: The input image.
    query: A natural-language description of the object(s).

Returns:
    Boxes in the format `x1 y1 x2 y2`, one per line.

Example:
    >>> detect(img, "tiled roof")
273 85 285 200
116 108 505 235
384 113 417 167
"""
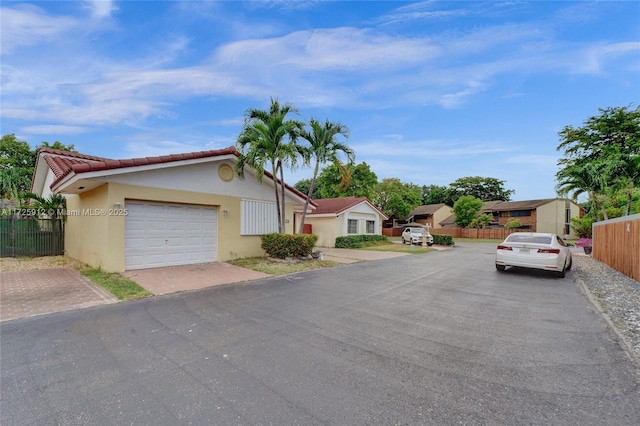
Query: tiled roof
488 198 558 211
309 196 386 218
410 203 449 216
38 146 313 204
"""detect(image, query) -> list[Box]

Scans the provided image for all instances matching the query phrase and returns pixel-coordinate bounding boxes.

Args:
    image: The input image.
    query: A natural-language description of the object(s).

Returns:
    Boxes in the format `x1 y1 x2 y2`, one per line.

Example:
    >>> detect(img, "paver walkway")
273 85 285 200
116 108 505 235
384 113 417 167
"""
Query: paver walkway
0 268 117 321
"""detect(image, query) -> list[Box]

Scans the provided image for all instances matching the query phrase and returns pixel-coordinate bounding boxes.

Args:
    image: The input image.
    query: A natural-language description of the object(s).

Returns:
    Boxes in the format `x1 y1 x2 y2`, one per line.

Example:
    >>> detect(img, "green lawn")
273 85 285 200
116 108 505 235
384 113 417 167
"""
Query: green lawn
79 267 152 301
228 257 341 275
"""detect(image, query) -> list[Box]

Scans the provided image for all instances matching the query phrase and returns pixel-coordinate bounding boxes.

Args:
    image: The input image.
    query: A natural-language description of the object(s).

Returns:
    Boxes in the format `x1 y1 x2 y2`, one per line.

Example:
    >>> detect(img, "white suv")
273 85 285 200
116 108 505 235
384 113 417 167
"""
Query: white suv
401 227 434 246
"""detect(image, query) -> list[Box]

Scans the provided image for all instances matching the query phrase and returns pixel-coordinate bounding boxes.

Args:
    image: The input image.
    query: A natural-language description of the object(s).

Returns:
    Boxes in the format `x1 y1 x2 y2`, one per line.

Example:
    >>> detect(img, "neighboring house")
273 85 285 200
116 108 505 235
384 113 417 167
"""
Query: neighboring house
31 147 314 272
406 203 452 230
439 198 584 238
298 196 387 247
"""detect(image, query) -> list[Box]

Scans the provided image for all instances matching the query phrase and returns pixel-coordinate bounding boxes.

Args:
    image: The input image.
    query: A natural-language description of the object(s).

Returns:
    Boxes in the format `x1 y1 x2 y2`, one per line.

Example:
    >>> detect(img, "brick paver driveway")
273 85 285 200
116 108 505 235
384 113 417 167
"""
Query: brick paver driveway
0 268 117 321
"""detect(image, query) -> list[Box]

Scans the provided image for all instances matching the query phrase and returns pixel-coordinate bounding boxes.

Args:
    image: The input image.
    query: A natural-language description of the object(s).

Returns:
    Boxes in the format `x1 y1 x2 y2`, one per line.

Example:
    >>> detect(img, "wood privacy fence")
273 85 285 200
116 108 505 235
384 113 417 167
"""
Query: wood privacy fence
431 228 521 240
592 214 640 282
0 217 65 257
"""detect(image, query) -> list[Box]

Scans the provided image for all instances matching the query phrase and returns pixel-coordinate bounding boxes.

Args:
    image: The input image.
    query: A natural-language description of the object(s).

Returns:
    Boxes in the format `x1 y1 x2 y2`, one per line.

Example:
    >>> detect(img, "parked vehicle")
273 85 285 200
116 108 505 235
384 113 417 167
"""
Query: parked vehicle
495 232 572 278
402 227 434 246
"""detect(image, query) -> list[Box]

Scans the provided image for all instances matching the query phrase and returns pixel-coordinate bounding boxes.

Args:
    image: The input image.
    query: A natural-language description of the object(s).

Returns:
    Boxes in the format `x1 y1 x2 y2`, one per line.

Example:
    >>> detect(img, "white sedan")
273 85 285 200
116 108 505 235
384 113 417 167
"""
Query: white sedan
495 232 572 278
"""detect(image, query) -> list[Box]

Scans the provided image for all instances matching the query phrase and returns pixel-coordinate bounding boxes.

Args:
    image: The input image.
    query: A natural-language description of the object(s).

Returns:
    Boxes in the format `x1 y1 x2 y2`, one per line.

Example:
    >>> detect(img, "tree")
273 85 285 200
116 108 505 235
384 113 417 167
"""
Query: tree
422 185 449 205
297 118 354 233
1 134 36 202
316 162 378 199
23 192 67 254
37 141 77 152
235 99 304 233
469 213 492 229
505 218 522 230
294 179 320 200
556 105 640 218
373 178 422 218
446 176 514 204
452 195 483 228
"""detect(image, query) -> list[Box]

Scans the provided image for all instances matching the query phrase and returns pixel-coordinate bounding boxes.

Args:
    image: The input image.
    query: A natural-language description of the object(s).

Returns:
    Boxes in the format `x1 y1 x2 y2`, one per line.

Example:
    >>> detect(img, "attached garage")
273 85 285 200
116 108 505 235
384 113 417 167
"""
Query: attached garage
125 200 218 270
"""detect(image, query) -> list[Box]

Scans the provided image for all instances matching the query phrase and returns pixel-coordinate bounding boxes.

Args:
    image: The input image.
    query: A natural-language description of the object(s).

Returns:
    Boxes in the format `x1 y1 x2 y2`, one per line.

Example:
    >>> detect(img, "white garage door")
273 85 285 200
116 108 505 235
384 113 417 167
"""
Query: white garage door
125 201 218 270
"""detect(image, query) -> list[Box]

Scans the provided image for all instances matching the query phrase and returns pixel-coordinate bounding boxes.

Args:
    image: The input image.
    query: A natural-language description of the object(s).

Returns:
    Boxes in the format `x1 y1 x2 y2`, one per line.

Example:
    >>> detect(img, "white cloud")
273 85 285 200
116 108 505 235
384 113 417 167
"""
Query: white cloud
21 125 88 135
0 4 76 54
83 0 117 19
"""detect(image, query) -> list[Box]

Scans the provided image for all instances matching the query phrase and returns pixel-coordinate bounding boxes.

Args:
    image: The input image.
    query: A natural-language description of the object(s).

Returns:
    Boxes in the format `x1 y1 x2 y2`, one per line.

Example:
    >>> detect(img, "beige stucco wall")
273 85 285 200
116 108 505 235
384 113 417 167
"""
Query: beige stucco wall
64 182 296 272
432 206 452 229
304 216 338 248
536 199 581 238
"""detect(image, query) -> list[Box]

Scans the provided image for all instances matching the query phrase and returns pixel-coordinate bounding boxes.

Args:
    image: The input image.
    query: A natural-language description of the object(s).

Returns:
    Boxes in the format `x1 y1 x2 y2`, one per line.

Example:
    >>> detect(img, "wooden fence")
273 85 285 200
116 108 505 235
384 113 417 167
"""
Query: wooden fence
431 228 520 240
592 214 640 282
0 217 65 257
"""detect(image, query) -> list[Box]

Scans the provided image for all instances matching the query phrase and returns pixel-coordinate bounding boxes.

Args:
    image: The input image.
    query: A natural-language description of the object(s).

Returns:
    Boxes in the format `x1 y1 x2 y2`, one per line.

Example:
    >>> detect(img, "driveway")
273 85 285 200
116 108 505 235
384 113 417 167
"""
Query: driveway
2 243 638 425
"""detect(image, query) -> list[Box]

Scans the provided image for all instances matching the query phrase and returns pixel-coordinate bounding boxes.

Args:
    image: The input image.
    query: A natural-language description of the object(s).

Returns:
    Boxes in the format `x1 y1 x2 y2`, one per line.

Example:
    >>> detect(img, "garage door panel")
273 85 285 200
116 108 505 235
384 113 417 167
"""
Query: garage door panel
125 201 218 270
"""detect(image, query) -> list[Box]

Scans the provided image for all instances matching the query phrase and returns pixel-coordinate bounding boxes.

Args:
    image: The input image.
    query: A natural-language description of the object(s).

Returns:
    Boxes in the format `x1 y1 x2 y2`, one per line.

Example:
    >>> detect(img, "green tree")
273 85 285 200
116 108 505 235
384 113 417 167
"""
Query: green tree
294 179 320 200
469 213 492 229
452 195 483 228
297 118 354 233
37 141 77 152
555 161 610 220
373 178 422 218
422 185 449 205
505 218 522 230
556 105 640 218
446 176 514 204
1 134 36 202
316 162 378 199
23 192 67 254
235 99 304 233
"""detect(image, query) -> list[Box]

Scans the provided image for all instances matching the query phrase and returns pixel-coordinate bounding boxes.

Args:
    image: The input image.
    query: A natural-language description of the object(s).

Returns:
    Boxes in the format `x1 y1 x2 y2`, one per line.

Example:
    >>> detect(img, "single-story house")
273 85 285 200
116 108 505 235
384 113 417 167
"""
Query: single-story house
31 147 315 272
406 203 452 230
297 196 387 247
440 198 584 238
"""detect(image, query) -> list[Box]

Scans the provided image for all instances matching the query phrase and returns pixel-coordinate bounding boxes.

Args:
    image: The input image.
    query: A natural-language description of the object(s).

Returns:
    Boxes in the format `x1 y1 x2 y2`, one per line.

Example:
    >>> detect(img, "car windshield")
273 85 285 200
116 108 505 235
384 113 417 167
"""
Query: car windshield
507 234 552 244
408 228 425 233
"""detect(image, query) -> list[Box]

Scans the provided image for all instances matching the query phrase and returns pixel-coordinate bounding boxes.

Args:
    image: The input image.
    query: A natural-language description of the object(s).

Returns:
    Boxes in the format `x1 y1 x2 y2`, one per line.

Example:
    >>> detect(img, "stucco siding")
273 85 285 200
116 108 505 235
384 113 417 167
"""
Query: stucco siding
305 216 337 247
537 200 576 237
433 206 452 230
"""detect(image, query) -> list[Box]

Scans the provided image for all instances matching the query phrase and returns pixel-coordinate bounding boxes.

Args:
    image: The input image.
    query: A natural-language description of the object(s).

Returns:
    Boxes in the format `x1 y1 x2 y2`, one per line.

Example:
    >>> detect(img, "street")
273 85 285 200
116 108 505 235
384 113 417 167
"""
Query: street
2 243 639 425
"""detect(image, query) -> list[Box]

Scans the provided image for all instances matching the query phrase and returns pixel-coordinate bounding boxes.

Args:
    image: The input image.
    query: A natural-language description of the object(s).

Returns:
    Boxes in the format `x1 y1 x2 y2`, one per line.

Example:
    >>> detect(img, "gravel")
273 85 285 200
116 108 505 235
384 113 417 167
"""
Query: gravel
572 253 640 363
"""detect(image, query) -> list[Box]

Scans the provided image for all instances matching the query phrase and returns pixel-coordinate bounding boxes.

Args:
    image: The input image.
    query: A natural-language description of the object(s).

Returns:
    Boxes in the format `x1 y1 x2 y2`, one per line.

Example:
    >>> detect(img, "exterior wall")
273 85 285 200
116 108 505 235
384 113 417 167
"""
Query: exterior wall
65 180 296 272
304 216 337 247
536 200 580 238
498 210 537 230
433 206 452 230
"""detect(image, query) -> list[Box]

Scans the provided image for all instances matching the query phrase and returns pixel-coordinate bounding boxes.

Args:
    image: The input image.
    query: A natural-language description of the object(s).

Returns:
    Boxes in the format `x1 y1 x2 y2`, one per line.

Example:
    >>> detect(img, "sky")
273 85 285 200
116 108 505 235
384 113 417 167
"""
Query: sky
1 1 639 201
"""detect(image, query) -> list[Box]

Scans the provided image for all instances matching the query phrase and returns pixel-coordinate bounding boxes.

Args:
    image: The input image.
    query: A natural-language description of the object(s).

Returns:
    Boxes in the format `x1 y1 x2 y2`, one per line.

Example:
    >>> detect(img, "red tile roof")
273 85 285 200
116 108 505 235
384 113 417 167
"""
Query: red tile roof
309 196 385 217
38 146 313 204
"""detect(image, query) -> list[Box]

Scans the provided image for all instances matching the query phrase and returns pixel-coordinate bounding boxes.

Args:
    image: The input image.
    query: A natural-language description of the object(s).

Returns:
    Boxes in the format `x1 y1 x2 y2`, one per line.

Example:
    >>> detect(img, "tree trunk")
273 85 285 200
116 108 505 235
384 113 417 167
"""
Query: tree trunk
272 161 283 233
298 161 320 234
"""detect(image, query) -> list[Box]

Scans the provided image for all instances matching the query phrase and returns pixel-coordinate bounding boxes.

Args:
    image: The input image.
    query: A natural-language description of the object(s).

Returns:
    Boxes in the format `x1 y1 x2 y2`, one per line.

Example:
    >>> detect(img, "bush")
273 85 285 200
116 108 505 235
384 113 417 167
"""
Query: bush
260 233 318 259
432 234 454 246
335 234 389 248
570 216 594 238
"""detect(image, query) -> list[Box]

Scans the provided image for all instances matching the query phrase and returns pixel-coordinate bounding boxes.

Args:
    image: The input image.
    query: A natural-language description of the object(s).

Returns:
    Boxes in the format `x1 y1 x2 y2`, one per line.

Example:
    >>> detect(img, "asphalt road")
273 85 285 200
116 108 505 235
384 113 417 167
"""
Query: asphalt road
2 243 639 425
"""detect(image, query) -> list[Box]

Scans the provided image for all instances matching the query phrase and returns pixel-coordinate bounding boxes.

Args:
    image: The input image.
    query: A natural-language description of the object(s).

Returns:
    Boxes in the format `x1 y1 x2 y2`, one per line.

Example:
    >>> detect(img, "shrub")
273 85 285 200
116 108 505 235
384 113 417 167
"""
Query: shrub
335 234 388 248
432 234 454 246
260 233 318 259
570 216 594 238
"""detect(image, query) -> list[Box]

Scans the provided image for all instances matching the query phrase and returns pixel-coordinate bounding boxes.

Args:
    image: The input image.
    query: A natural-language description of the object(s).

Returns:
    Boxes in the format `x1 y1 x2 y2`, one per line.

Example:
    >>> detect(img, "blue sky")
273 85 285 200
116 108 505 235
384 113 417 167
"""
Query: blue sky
1 1 639 201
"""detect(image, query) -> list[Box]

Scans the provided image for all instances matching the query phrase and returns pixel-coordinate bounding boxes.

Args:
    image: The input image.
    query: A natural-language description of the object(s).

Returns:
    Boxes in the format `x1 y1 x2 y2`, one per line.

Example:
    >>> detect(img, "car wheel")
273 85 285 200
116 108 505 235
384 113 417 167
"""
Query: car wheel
402 238 406 244
556 268 566 278
566 257 572 271
427 243 433 246
496 264 506 271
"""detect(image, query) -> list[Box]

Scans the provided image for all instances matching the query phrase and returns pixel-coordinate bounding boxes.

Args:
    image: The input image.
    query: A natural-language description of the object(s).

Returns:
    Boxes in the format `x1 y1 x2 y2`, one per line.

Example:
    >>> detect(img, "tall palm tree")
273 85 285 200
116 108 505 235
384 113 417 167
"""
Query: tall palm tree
298 118 354 233
555 162 609 220
235 98 304 233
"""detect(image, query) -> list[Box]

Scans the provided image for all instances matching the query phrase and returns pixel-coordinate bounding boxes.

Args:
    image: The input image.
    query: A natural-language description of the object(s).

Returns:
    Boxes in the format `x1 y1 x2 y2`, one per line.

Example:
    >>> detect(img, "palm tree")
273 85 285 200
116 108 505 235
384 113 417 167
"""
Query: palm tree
298 119 354 233
235 99 304 233
555 162 609 220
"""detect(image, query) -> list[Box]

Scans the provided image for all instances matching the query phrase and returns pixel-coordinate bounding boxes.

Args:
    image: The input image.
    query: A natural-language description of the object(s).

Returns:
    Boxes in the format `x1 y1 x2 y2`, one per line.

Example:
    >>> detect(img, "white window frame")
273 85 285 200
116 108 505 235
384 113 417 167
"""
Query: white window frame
241 200 278 235
347 219 358 234
366 220 375 233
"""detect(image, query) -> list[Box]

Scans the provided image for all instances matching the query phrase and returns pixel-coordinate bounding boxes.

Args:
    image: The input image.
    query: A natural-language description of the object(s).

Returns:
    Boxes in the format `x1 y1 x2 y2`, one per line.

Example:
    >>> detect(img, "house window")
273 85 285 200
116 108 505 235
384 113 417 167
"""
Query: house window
347 219 358 234
366 220 375 233
241 200 278 235
510 210 532 217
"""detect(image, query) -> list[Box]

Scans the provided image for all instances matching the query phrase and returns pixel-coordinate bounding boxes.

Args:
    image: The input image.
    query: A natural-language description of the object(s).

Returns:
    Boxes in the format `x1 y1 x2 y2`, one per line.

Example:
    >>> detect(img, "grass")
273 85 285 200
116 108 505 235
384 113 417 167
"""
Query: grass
79 267 152 301
453 238 502 244
228 257 341 275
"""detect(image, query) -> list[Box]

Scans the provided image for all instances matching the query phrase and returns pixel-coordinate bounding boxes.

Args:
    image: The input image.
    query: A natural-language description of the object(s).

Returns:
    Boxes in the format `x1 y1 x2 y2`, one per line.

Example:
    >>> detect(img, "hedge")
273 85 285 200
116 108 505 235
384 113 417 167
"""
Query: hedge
335 234 389 248
432 234 454 246
260 233 318 259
